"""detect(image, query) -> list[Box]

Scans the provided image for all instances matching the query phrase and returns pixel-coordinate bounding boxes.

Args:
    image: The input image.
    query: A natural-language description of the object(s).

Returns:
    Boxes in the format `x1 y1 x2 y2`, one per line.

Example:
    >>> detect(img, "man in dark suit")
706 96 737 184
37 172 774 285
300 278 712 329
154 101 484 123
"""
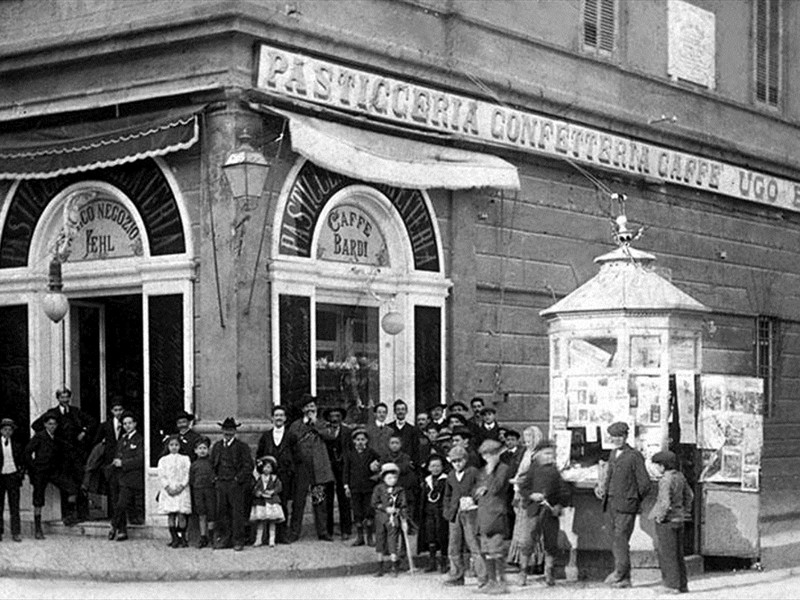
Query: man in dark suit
476 406 502 446
388 399 421 518
31 388 96 522
256 405 293 544
595 421 651 588
322 406 352 540
366 402 392 457
160 410 201 462
0 418 25 542
93 397 125 520
25 413 80 537
109 412 144 541
211 417 254 551
287 395 335 542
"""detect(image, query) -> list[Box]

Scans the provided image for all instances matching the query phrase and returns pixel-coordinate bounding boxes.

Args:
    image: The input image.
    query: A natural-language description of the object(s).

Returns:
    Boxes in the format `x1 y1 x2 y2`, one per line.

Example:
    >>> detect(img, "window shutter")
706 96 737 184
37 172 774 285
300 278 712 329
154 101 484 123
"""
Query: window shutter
755 0 781 107
583 0 615 54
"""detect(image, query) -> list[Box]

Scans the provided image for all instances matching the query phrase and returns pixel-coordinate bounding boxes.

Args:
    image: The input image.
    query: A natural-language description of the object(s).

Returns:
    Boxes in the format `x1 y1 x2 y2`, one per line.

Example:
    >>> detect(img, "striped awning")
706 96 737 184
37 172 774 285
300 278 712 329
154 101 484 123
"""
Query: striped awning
0 108 200 180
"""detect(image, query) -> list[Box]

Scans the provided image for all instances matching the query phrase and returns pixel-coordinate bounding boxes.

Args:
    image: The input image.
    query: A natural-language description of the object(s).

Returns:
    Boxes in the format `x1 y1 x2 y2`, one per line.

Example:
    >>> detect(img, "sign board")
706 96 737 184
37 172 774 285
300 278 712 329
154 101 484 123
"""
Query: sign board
316 204 389 266
668 0 716 89
257 43 800 213
71 198 143 260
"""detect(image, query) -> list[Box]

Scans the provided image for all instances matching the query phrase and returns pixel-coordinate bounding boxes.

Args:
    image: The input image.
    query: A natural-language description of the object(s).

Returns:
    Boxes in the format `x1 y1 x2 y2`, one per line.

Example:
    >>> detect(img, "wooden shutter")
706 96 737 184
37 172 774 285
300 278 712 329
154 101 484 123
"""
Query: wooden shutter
583 0 616 54
755 0 781 106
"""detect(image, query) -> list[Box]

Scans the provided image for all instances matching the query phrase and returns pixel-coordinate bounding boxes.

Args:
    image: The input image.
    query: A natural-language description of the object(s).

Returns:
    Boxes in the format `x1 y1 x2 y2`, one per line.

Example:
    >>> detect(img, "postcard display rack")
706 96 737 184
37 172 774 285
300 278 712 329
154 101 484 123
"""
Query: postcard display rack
540 244 721 573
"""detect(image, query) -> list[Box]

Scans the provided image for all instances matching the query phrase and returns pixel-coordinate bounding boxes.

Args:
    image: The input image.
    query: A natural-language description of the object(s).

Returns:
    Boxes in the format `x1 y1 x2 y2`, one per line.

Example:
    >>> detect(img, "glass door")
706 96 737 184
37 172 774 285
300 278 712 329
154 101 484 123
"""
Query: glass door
315 303 379 422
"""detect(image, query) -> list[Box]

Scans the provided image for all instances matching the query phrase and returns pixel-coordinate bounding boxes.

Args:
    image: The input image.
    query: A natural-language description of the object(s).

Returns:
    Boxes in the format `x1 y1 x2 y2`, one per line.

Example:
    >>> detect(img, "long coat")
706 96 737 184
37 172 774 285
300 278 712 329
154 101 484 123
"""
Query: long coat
475 462 510 538
287 418 334 485
601 444 651 514
115 431 145 490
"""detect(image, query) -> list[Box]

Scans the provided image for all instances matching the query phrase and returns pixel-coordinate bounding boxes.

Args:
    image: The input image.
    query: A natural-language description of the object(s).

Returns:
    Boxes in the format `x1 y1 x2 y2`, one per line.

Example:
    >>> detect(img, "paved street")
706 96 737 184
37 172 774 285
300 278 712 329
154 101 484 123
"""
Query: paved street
2 567 800 600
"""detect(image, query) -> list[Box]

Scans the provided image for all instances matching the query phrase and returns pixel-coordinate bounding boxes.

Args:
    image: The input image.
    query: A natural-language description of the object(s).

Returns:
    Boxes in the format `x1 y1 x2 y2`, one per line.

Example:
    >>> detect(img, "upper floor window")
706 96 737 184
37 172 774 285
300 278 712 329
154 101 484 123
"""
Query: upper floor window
583 0 616 55
754 0 781 107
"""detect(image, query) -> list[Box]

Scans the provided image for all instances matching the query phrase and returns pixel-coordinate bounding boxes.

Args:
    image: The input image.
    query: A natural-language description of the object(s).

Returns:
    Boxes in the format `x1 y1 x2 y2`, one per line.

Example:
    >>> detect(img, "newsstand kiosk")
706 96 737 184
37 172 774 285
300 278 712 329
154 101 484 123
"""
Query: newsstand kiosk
540 227 765 579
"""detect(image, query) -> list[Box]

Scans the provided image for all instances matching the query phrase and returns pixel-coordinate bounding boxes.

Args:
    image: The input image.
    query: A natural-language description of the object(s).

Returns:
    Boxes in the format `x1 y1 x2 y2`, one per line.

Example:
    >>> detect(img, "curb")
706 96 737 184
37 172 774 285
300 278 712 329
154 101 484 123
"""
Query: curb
0 559 384 582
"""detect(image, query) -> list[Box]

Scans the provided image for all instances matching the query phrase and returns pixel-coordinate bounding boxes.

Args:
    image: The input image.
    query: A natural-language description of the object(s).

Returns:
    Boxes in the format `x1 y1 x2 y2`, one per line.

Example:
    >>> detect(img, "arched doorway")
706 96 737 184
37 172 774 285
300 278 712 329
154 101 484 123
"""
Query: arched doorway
270 160 450 421
0 158 194 522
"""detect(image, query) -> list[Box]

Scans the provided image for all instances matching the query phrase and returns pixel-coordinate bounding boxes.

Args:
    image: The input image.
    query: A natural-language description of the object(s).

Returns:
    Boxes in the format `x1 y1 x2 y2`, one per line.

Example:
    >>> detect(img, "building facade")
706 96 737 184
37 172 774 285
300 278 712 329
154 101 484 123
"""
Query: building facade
1 0 799 564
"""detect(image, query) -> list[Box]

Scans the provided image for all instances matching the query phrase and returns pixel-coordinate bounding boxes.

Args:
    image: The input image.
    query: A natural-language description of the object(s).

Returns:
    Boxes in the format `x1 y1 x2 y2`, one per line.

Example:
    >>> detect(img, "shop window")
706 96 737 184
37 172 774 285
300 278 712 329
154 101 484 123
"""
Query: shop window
583 0 616 55
756 315 777 417
754 0 781 108
148 294 183 466
415 306 441 415
315 303 379 421
0 306 29 443
279 295 311 422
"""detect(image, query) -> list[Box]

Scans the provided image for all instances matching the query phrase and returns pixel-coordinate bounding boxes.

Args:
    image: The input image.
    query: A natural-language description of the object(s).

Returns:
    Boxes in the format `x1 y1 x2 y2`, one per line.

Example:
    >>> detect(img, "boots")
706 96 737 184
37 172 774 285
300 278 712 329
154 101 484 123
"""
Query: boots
365 520 375 547
62 503 79 527
440 553 450 574
268 525 276 548
480 557 496 594
389 559 400 578
516 555 529 587
374 560 385 578
352 525 365 547
198 535 209 549
425 545 438 572
34 515 45 540
175 526 188 548
168 526 178 548
544 555 555 587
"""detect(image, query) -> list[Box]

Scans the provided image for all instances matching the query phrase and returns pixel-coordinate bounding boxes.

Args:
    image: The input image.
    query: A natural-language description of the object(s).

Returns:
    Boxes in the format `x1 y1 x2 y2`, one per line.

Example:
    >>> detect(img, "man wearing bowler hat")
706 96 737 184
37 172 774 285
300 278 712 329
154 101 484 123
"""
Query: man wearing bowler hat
162 410 201 462
287 395 335 542
0 418 24 542
211 417 253 551
595 421 651 588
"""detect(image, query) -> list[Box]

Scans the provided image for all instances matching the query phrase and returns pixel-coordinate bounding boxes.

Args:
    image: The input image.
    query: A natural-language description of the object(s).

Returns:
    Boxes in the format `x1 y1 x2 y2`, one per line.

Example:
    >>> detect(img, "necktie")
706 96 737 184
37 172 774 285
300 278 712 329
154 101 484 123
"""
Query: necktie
4 440 8 448
116 425 122 440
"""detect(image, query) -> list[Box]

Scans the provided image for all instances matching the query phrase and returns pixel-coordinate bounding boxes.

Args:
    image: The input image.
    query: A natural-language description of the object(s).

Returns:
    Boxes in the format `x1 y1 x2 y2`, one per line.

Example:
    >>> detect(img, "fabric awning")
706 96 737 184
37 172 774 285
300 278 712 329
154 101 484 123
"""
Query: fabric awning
270 108 520 190
0 108 200 180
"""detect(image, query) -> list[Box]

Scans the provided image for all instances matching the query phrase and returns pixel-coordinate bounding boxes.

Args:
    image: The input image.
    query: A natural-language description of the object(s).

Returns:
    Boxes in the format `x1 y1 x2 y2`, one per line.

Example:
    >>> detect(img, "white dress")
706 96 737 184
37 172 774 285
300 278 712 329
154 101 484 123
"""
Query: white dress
157 453 192 514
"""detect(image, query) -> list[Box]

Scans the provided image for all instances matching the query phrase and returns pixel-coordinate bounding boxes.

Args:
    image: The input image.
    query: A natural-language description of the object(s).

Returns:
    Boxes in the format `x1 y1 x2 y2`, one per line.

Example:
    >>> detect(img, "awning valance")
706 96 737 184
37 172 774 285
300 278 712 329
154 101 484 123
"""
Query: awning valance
0 108 200 180
269 108 520 191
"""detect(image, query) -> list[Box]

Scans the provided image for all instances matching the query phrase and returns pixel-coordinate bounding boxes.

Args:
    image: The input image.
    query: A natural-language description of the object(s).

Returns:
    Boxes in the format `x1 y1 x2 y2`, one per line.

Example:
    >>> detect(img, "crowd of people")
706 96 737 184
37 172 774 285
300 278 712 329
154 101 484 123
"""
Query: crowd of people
0 391 693 594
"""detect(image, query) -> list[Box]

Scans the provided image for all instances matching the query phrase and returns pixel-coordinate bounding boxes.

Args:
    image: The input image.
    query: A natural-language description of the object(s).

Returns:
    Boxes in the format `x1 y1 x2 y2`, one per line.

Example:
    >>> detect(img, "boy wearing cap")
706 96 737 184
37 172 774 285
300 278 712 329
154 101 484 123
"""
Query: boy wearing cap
371 462 408 577
474 439 511 594
595 421 651 588
0 418 24 542
442 445 486 586
477 407 502 445
649 451 693 594
344 427 381 546
190 437 215 548
519 439 571 586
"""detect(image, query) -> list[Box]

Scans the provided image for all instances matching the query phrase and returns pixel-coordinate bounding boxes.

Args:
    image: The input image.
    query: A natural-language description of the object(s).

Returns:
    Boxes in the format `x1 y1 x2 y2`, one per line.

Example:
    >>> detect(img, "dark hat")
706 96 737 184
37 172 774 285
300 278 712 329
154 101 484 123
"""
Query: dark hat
532 438 556 453
448 414 468 427
300 394 317 408
478 439 503 455
426 453 445 467
351 427 369 440
502 428 520 439
428 403 444 413
452 426 472 439
436 429 453 443
217 417 242 429
194 436 211 448
0 418 16 429
109 396 125 409
175 410 195 422
651 450 678 470
323 406 345 420
480 406 497 416
607 421 629 437
448 401 468 412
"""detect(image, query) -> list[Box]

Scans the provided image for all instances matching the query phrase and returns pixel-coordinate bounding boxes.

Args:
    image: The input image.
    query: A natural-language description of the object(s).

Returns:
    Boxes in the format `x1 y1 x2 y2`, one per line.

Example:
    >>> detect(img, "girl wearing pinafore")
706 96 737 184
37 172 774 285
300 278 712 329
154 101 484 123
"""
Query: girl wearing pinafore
250 455 285 547
157 435 192 548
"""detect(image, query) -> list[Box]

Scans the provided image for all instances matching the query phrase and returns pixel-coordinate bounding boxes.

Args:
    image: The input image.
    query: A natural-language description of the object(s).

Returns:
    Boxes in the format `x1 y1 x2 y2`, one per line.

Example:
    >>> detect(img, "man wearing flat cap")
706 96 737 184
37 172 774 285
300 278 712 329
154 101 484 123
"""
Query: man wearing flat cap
211 417 253 551
322 405 353 540
595 421 651 588
287 395 335 542
0 418 24 541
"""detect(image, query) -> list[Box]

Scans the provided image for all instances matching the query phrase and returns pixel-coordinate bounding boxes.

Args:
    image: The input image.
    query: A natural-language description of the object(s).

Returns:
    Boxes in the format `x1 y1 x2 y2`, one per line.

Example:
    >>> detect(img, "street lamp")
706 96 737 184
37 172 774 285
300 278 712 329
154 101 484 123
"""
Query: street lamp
221 129 270 211
42 257 69 323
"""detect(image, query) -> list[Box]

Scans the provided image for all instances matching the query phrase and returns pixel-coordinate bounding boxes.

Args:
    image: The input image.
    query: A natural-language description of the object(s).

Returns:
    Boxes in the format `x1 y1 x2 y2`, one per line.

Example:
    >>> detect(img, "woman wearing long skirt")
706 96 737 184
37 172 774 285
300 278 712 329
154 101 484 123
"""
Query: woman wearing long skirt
506 425 544 585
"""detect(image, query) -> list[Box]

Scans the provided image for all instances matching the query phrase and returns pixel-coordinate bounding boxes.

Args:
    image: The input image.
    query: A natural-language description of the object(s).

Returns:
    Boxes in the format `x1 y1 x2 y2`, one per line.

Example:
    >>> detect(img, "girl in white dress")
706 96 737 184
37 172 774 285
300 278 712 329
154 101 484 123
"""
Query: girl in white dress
250 455 285 547
157 435 192 548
